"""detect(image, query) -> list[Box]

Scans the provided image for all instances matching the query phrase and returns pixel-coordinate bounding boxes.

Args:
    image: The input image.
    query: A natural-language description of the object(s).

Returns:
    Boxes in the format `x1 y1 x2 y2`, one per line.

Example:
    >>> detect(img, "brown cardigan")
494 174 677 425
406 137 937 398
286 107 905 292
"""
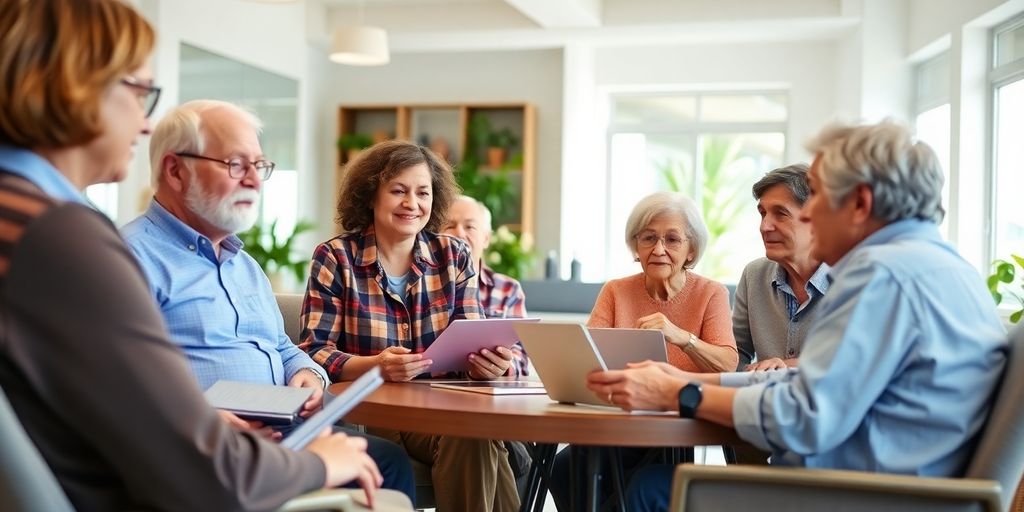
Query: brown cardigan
0 173 324 511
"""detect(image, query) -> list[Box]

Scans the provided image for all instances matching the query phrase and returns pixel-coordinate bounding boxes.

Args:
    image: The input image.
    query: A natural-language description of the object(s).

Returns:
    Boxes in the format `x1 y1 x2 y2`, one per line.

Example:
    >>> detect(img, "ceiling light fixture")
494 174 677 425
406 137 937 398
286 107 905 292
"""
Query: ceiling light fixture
329 1 389 66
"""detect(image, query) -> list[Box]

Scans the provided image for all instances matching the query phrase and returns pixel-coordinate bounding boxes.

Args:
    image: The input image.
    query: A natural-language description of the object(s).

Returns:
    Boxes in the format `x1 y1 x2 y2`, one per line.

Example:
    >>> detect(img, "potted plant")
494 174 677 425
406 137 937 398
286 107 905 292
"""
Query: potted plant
486 128 519 168
987 254 1024 324
484 225 534 280
336 132 373 162
237 219 316 291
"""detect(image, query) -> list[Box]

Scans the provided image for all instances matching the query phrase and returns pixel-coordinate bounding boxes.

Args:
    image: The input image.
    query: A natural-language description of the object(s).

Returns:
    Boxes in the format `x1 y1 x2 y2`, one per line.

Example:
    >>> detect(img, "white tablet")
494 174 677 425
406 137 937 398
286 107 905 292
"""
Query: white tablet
421 318 540 373
281 366 383 450
589 328 669 370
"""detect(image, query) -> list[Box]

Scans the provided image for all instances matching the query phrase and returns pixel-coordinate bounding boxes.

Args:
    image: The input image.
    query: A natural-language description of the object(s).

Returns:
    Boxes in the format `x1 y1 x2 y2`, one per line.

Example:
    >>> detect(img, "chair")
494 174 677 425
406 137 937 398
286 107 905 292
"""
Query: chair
0 383 410 511
669 324 1024 512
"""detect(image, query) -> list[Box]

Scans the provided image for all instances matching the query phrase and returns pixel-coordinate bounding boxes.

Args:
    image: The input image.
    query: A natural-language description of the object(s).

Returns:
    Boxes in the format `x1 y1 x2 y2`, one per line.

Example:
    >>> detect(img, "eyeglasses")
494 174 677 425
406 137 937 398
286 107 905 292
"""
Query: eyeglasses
120 76 161 118
635 232 688 251
175 152 276 181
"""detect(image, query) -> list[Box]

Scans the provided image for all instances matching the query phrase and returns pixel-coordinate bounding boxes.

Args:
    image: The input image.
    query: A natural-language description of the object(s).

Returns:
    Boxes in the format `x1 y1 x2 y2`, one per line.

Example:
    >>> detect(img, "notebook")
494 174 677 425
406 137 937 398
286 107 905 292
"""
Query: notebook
430 380 547 395
281 366 384 450
421 317 540 373
512 322 609 406
204 380 313 426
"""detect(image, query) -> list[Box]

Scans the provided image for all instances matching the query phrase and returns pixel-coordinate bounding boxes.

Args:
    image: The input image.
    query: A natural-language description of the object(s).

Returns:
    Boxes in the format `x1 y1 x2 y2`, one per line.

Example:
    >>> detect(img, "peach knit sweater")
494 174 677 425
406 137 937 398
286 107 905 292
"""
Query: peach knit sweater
587 272 736 372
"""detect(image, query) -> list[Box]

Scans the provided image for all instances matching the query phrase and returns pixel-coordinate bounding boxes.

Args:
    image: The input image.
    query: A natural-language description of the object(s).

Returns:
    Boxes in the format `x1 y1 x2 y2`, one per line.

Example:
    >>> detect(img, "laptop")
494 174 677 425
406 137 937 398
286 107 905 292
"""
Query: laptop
512 322 609 406
422 317 540 373
280 366 384 450
588 328 669 370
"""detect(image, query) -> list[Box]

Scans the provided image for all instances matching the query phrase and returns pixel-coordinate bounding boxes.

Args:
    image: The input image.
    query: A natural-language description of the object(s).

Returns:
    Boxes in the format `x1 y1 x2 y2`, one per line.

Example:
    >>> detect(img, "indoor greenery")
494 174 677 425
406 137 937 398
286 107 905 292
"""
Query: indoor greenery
987 254 1024 324
336 132 373 152
485 225 534 280
238 219 316 284
457 112 518 224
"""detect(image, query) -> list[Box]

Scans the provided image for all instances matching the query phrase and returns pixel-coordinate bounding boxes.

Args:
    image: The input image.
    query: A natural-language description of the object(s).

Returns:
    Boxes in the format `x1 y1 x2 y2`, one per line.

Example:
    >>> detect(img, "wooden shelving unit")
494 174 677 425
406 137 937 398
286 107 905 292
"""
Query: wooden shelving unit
336 102 536 239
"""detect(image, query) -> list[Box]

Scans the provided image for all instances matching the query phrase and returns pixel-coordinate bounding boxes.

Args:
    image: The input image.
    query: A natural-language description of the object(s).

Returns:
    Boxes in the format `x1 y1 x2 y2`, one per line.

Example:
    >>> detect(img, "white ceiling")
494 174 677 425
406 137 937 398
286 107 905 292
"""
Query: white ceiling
317 0 859 53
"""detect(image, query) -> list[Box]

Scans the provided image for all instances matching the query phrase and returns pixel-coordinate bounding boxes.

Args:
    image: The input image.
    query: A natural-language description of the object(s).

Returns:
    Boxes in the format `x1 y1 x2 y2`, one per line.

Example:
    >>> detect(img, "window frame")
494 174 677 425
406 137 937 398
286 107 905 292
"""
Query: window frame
987 13 1024 268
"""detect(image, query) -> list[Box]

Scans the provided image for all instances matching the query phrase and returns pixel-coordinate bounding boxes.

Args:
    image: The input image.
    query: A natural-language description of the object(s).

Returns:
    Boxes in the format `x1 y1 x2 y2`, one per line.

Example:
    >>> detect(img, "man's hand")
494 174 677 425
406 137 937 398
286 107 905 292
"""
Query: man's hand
217 410 281 441
636 312 690 347
467 346 514 380
586 365 687 412
745 358 789 372
288 369 325 418
377 346 433 382
306 429 383 508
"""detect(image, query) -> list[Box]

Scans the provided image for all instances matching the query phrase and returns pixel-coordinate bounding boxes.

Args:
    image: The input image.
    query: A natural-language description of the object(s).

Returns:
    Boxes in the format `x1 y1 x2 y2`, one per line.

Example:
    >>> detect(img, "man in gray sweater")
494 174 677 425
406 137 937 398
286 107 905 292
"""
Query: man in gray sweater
733 164 830 371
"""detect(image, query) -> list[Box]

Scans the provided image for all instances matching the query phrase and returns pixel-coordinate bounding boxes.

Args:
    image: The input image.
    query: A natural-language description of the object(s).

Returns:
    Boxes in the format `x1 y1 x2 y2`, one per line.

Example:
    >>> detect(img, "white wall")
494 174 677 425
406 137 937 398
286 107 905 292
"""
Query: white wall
320 49 565 266
127 0 320 236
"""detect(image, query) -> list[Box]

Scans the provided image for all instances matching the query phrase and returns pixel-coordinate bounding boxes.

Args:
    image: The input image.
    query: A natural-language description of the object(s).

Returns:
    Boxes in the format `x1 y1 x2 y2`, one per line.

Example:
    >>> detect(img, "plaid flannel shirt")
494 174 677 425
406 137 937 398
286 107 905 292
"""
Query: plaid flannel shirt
478 264 530 376
299 227 483 381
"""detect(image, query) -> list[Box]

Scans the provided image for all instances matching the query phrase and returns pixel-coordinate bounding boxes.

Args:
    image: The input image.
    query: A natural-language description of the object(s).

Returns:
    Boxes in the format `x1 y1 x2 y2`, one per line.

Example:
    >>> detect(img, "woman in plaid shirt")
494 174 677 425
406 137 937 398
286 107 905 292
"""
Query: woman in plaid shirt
299 140 520 511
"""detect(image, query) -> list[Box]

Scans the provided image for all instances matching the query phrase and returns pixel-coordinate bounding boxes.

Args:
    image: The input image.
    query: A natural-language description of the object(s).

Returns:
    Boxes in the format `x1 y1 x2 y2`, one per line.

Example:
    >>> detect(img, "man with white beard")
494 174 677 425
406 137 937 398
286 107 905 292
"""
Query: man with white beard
121 100 415 501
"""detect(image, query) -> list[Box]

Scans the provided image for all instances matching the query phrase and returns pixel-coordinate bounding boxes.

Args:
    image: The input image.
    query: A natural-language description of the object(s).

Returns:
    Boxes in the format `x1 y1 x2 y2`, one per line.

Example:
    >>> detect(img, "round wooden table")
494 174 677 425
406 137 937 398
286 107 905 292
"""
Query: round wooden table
330 381 741 447
331 381 743 512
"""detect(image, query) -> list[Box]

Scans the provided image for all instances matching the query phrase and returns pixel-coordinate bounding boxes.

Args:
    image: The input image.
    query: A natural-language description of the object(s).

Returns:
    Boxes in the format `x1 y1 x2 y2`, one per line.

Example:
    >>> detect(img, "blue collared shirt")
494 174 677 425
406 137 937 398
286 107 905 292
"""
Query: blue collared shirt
0 146 87 204
772 262 830 319
121 200 328 390
725 219 1006 477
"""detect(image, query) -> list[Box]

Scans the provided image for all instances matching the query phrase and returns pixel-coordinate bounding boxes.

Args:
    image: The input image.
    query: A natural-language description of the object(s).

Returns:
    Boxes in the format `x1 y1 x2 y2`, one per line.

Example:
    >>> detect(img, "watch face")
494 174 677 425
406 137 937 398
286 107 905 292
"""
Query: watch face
679 383 702 418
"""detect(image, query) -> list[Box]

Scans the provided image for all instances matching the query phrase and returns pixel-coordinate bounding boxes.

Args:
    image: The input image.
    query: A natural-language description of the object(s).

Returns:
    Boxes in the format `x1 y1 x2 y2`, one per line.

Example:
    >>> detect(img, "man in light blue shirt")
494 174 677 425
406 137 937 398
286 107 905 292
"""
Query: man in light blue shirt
122 99 414 500
587 120 1007 511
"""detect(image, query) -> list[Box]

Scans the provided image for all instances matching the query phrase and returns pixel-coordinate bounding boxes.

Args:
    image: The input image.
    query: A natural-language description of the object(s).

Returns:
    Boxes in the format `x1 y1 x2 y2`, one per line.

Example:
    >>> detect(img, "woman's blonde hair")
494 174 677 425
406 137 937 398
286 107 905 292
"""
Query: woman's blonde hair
0 0 155 148
336 140 460 234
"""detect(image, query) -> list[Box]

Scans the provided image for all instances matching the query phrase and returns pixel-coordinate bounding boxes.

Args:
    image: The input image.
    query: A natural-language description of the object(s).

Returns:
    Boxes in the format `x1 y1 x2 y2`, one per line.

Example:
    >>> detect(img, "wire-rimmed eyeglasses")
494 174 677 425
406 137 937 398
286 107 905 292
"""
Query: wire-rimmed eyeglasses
120 76 161 118
175 152 276 181
635 232 688 251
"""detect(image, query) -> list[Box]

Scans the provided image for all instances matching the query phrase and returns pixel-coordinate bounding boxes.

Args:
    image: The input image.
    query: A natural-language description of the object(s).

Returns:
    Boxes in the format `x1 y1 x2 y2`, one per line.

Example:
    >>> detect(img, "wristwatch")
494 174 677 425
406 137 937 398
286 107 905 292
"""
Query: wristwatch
677 382 703 418
684 331 698 351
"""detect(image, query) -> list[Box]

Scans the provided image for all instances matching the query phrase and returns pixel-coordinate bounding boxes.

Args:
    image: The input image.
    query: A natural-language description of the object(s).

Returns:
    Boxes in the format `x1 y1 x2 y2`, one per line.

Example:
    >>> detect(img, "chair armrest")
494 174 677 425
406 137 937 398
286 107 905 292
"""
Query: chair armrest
670 464 1002 512
278 488 413 512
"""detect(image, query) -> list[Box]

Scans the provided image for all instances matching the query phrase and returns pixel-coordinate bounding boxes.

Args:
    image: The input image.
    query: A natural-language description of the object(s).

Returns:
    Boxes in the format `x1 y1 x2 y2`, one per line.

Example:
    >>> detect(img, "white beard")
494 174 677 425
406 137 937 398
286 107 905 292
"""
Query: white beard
184 173 260 234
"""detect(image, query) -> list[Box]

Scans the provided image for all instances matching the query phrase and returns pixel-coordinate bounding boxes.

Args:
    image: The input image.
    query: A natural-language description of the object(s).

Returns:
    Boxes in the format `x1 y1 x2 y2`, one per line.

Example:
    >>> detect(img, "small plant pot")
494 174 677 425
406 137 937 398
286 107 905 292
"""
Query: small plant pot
486 147 506 168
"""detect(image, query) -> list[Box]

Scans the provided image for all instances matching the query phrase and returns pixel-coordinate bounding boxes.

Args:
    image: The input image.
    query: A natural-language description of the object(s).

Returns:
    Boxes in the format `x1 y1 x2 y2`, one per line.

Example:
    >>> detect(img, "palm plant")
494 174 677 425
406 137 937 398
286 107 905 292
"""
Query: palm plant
237 219 316 284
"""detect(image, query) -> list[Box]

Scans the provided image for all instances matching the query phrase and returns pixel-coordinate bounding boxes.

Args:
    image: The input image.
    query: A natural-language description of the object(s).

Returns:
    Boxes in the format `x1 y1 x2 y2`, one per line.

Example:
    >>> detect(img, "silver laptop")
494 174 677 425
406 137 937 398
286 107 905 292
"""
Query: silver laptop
588 328 669 370
513 322 608 406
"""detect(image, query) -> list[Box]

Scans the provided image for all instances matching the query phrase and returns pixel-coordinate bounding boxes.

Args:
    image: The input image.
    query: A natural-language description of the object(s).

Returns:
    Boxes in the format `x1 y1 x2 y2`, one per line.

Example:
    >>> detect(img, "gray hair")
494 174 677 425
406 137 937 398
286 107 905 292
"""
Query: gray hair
752 163 810 205
625 191 708 269
149 100 263 189
455 194 493 234
804 120 945 224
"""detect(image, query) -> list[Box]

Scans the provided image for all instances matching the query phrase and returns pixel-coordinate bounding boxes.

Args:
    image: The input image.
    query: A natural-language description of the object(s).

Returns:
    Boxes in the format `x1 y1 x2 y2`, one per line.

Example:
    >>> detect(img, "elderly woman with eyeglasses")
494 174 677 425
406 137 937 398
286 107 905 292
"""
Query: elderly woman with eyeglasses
589 191 738 373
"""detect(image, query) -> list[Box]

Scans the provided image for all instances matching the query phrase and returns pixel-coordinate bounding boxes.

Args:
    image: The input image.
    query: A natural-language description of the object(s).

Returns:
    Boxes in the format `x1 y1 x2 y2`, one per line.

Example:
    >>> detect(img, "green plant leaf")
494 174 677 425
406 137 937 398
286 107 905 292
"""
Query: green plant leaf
1011 310 1022 324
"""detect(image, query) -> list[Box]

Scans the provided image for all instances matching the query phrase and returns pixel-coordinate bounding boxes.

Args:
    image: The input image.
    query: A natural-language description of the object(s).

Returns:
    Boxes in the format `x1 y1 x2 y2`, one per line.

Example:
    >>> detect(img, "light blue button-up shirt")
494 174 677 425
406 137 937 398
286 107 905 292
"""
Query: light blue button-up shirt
724 219 1006 477
0 145 87 204
121 200 328 390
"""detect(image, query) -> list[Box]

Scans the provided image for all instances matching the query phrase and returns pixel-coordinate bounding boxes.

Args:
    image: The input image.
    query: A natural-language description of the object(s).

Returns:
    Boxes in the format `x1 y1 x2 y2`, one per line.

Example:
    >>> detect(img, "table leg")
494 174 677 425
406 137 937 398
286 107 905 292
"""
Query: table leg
520 443 556 512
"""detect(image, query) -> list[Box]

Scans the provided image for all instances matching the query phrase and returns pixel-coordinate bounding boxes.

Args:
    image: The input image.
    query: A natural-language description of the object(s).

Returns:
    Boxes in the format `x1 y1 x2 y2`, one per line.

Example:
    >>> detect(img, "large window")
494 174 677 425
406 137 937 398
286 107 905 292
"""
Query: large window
605 92 787 283
913 52 951 238
990 17 1024 271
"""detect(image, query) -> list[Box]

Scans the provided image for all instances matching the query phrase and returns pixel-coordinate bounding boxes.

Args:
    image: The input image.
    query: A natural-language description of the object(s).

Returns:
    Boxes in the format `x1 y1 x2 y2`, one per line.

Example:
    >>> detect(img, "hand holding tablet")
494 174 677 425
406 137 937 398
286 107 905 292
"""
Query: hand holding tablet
421 318 540 373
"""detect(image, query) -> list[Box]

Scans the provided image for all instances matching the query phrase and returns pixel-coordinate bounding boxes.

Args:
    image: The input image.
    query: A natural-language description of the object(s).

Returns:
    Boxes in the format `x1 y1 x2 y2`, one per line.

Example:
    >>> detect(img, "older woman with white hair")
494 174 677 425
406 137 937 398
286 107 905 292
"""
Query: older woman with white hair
549 192 738 512
589 191 738 373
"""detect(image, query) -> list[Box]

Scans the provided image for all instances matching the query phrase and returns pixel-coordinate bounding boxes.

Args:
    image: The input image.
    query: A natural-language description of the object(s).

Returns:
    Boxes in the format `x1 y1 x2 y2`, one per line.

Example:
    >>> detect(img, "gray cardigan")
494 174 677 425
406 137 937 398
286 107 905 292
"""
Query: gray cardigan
732 257 830 368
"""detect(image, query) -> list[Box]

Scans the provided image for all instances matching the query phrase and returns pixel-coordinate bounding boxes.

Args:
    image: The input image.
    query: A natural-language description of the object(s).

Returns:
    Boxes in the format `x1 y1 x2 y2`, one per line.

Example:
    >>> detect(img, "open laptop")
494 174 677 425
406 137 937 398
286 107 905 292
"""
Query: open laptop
513 322 609 406
588 328 669 370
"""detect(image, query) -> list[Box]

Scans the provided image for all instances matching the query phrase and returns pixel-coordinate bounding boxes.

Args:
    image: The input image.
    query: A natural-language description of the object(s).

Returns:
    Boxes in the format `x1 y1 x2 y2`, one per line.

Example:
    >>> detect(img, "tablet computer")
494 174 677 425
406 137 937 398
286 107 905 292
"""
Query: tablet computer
430 380 546 395
281 366 383 450
589 328 669 370
204 380 313 426
513 322 609 406
422 318 540 373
